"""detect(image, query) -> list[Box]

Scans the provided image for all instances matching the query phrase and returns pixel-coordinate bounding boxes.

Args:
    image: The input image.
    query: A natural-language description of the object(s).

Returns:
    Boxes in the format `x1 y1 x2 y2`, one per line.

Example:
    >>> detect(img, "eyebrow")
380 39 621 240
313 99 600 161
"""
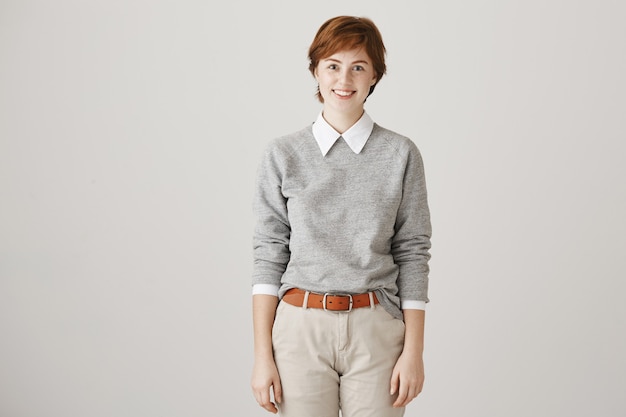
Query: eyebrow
324 58 370 65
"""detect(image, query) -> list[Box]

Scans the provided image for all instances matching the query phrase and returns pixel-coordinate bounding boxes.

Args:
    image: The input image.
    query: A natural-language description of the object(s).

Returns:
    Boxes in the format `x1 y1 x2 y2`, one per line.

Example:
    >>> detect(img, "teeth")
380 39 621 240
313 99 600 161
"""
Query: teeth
334 90 353 97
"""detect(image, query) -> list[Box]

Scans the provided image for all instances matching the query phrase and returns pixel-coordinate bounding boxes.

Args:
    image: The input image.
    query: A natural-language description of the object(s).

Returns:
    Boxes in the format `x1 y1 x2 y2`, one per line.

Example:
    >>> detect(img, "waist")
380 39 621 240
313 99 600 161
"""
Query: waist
282 288 379 312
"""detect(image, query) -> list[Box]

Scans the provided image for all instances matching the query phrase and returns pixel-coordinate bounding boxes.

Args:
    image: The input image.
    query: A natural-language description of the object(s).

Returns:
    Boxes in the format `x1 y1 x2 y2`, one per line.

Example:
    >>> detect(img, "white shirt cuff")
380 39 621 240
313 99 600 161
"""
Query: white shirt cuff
400 299 426 310
252 284 279 296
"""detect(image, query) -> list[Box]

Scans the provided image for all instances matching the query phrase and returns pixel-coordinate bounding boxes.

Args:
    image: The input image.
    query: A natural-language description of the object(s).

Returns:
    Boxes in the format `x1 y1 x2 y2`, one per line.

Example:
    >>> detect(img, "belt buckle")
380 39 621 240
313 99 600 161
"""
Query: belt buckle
323 293 353 312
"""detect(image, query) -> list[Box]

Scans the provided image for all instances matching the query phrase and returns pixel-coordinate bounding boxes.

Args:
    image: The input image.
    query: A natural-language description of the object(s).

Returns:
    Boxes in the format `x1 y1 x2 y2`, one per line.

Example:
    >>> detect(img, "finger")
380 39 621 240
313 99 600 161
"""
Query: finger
260 399 278 414
392 378 409 407
389 369 399 395
395 380 421 407
394 393 411 408
265 402 278 414
273 378 283 404
257 389 278 413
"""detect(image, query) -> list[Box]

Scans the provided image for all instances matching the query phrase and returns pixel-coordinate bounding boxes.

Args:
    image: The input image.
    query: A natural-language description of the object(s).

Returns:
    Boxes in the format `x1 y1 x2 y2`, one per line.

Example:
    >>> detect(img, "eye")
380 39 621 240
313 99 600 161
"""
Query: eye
328 64 338 70
353 65 364 71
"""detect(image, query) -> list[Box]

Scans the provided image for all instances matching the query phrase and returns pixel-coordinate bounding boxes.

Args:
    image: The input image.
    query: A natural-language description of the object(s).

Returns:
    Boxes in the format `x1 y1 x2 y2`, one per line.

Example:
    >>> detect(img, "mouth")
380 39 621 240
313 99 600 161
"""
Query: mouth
333 89 356 98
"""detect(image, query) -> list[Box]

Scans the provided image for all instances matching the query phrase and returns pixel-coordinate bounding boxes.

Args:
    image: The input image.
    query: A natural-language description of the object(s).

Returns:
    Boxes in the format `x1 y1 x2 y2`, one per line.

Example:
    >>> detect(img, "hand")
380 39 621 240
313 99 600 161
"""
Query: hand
251 356 282 414
389 350 424 408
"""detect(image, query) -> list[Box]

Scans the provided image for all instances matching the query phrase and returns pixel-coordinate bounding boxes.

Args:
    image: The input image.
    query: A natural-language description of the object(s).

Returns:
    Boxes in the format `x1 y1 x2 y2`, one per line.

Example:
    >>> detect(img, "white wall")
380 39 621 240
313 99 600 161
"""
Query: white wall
1 1 624 416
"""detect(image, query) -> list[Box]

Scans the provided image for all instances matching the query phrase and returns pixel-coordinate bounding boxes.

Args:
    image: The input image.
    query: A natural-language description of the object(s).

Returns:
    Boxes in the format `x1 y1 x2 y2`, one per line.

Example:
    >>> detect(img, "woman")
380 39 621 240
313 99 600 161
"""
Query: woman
251 16 432 417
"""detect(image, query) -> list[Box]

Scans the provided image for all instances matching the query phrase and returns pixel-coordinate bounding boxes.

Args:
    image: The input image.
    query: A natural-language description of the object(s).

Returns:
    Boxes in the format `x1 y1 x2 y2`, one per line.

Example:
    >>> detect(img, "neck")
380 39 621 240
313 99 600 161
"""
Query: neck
321 108 364 134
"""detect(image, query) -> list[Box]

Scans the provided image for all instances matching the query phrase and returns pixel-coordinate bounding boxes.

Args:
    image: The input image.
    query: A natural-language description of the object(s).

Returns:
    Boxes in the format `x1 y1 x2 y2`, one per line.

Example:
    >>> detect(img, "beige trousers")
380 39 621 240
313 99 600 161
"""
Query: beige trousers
272 299 406 417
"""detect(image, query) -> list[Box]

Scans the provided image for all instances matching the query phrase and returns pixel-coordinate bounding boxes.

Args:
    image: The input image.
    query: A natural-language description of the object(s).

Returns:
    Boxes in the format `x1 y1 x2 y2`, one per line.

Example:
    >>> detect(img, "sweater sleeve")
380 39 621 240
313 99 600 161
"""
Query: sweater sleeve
251 143 291 287
391 140 432 303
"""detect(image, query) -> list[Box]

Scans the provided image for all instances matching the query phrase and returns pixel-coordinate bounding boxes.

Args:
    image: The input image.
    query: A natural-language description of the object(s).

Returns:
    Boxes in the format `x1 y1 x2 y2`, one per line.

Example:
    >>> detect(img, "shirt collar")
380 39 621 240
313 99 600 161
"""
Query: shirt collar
311 111 374 156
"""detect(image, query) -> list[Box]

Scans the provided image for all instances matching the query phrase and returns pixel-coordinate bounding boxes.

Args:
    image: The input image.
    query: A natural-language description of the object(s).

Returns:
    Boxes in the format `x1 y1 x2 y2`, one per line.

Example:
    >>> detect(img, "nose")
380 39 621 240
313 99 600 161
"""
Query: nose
338 68 353 84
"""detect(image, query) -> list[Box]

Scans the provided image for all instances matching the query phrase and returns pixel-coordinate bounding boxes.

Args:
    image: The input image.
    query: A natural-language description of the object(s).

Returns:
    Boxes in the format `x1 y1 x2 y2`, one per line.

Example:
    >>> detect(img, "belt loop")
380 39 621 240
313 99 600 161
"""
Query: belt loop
368 291 375 309
302 291 310 309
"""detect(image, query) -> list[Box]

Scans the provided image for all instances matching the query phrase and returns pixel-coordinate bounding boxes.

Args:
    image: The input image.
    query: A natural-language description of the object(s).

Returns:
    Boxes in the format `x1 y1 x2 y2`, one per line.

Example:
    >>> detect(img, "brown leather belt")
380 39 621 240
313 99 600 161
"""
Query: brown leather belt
282 288 378 311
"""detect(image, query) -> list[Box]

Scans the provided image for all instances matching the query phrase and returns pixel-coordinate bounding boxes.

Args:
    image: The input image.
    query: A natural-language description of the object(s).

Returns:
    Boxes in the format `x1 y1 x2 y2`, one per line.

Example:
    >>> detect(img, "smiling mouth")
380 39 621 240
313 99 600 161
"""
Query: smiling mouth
333 89 355 97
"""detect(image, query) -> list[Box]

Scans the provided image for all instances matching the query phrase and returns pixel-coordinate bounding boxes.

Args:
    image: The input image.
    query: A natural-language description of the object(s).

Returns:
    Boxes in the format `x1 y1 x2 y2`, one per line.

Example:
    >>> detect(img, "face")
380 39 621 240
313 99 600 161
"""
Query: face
314 48 378 117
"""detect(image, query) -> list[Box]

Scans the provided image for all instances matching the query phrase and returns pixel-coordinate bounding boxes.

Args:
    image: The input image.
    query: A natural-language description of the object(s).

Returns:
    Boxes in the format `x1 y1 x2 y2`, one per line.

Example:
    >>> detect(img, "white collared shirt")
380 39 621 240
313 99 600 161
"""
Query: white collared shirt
312 111 374 156
252 112 426 311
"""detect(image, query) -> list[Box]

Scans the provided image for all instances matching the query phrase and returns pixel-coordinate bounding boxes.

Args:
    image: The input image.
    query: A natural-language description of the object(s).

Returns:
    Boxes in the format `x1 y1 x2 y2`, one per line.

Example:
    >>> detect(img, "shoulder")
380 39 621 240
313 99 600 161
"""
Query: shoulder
371 124 422 158
264 125 314 159
257 125 316 176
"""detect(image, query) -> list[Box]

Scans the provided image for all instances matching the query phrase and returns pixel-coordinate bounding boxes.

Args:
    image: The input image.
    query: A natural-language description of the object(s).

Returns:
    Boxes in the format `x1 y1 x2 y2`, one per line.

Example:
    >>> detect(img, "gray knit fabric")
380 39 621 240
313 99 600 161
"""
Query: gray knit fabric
252 123 431 320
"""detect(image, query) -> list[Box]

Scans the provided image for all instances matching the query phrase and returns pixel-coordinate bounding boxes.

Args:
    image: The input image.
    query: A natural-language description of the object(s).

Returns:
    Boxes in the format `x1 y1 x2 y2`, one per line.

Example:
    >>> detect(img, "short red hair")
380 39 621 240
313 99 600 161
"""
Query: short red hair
308 16 387 102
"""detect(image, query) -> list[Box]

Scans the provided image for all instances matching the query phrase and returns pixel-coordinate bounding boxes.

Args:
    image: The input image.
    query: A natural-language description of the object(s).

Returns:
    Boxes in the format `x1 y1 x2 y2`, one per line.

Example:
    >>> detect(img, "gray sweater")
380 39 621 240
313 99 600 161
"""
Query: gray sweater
252 123 431 320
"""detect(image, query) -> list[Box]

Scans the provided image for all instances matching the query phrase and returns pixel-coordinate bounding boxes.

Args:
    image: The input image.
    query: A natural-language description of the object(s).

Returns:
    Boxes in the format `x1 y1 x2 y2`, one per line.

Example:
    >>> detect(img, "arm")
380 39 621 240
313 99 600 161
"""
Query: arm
390 309 425 407
389 141 431 407
392 141 432 305
251 294 281 414
251 144 290 413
